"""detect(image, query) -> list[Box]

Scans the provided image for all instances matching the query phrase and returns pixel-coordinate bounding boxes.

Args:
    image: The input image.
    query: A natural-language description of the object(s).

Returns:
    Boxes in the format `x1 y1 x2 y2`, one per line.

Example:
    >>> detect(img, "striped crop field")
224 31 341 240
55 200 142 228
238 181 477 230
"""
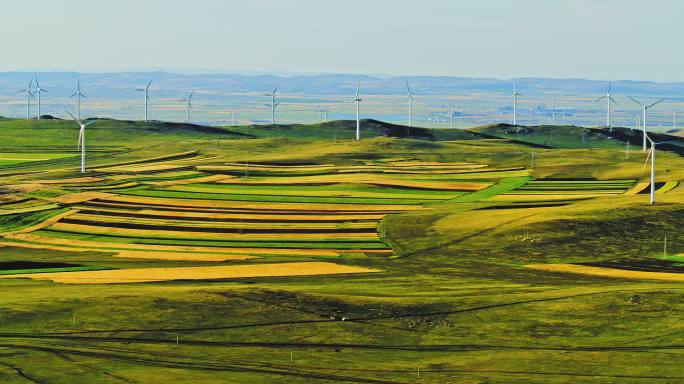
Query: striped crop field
488 179 636 202
0 158 536 264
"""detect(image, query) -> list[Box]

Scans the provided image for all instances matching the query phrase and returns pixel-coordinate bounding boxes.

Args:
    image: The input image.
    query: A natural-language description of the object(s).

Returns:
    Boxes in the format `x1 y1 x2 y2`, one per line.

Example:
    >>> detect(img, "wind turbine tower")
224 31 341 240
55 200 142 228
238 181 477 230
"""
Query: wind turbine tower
136 80 152 122
17 78 34 120
512 81 521 125
66 111 96 174
644 135 675 205
406 80 414 133
265 87 280 125
596 80 618 127
34 76 48 120
352 81 362 141
182 91 194 123
69 82 87 121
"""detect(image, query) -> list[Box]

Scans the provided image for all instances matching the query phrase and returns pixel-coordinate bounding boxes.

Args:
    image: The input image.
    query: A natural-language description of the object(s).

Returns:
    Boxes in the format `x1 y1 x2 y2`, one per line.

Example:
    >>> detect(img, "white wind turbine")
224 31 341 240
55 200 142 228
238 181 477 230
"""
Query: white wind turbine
406 80 414 132
512 81 521 125
181 91 194 123
643 134 676 205
69 81 87 121
596 80 618 128
352 81 362 141
264 86 280 125
17 78 34 120
33 75 48 120
318 106 328 123
136 80 152 122
66 110 97 174
628 96 665 152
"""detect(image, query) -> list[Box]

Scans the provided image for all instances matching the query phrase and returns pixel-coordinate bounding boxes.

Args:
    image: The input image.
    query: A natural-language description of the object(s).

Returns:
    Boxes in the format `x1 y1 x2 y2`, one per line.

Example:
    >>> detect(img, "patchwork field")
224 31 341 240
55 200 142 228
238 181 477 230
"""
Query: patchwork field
1 118 684 383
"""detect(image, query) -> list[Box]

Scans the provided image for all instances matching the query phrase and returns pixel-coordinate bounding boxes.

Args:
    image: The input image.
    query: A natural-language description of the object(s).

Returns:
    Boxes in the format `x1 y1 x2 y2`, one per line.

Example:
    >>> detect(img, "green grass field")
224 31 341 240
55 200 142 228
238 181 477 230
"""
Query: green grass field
0 117 683 383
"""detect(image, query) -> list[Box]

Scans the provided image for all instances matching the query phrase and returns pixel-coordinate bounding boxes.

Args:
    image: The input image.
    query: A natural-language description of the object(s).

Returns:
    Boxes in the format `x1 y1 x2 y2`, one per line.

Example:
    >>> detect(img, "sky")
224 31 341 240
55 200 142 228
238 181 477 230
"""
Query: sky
1 0 682 81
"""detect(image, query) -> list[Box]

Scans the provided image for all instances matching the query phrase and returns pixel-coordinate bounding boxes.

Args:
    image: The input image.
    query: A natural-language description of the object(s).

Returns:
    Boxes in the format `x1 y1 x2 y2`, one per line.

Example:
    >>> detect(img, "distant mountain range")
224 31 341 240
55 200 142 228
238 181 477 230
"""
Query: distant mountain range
1 71 684 100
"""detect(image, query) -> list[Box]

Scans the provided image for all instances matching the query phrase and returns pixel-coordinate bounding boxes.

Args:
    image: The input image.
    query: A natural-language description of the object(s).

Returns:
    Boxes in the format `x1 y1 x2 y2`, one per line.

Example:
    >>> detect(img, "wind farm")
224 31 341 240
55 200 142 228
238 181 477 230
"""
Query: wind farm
1 1 684 383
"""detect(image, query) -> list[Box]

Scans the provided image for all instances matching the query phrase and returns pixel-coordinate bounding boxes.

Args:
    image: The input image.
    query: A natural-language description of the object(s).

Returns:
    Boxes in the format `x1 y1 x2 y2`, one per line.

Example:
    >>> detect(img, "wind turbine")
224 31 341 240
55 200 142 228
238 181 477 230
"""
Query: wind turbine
69 81 87 121
551 94 556 126
596 80 618 128
264 86 279 125
449 107 454 129
512 81 521 125
628 96 665 152
405 80 414 133
33 75 48 120
643 134 676 205
66 110 97 174
352 81 362 141
17 78 34 120
136 80 152 122
181 91 194 123
318 106 328 123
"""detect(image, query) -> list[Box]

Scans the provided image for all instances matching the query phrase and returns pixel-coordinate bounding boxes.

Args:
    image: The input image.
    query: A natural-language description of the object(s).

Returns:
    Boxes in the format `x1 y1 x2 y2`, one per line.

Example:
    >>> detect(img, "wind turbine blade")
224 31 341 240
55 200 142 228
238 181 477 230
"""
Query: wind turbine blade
189 91 194 100
596 95 607 102
84 120 97 127
627 96 643 106
641 148 652 174
272 86 279 95
355 81 360 99
608 79 612 94
647 98 666 108
146 80 152 90
66 110 79 124
405 80 412 96
609 96 618 105
69 92 78 98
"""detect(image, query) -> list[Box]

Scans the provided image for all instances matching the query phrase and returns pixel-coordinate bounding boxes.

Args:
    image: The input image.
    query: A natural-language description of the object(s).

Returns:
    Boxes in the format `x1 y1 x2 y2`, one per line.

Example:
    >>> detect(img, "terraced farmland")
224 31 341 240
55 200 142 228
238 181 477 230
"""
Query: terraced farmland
2 118 684 383
4 159 526 262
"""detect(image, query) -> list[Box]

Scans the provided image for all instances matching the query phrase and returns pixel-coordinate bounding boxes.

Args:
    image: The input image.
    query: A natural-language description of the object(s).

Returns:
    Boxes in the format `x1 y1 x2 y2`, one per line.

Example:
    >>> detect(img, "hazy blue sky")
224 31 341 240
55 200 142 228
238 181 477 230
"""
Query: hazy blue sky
1 0 682 81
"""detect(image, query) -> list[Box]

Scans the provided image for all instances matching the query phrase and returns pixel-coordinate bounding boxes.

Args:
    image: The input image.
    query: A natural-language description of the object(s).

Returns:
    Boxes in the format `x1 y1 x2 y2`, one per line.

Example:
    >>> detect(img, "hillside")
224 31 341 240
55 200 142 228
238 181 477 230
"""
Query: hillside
469 123 684 152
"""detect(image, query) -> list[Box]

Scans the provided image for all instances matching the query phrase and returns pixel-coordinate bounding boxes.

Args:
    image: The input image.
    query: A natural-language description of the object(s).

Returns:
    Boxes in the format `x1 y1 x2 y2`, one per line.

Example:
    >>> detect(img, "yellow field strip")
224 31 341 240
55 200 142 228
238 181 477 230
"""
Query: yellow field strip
72 205 387 221
6 233 347 257
527 263 684 282
3 262 381 284
31 177 104 184
89 150 199 170
656 180 679 194
98 164 190 173
0 203 62 216
167 185 455 200
383 161 480 167
623 182 649 196
216 174 489 191
0 209 78 236
48 222 380 240
0 241 255 261
68 213 378 230
47 192 115 204
146 174 234 186
103 195 424 212
78 181 140 190
487 194 604 202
